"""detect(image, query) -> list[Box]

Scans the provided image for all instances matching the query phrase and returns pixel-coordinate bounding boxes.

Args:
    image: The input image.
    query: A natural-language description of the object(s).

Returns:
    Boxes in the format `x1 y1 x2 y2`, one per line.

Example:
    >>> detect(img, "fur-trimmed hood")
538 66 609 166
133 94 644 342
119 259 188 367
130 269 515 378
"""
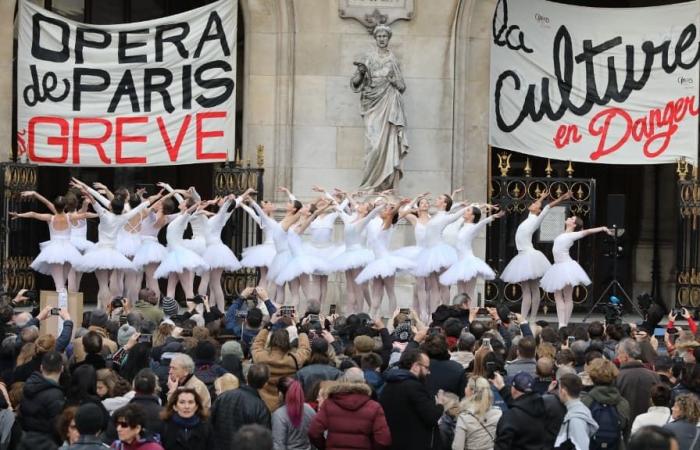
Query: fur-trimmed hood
327 382 372 397
327 382 372 411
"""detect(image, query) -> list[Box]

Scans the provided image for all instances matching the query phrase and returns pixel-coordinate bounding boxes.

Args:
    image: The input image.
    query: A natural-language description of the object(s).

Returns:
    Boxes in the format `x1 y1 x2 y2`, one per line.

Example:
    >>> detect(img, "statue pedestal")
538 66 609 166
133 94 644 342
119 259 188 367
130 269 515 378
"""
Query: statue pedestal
39 291 84 339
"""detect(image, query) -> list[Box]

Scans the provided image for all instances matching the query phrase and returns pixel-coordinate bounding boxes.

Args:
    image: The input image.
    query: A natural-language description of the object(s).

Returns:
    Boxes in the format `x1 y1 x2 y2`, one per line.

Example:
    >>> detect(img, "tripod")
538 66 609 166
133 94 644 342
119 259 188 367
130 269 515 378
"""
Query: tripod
583 225 643 322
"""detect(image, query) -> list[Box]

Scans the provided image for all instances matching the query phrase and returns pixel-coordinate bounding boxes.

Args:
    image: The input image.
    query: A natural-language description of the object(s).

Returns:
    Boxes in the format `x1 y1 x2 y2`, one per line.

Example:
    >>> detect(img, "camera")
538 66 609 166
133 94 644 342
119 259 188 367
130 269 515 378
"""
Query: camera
399 308 410 315
111 297 124 309
50 308 61 316
604 296 623 325
280 306 295 317
328 304 337 315
567 336 575 347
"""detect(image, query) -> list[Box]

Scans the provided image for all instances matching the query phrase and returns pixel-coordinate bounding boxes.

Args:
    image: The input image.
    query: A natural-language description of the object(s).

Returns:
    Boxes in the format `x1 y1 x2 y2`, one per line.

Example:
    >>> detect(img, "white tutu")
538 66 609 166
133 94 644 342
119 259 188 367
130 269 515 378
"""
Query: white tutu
268 250 292 282
182 237 207 256
202 243 242 272
439 255 496 286
392 245 421 260
275 253 328 284
539 260 591 292
31 239 83 275
241 243 276 268
329 247 374 272
75 245 135 272
501 248 552 283
132 237 168 268
304 243 344 275
355 254 415 284
412 243 458 277
71 237 95 253
154 246 209 278
117 232 142 258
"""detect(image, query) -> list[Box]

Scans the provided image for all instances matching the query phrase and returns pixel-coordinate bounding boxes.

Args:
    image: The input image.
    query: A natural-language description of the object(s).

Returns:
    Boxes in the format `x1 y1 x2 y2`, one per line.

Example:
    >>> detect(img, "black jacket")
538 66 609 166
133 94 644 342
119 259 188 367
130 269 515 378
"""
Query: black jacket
66 434 111 449
425 357 466 397
19 372 65 437
379 368 444 450
494 392 548 450
103 394 163 443
210 385 271 450
160 417 215 450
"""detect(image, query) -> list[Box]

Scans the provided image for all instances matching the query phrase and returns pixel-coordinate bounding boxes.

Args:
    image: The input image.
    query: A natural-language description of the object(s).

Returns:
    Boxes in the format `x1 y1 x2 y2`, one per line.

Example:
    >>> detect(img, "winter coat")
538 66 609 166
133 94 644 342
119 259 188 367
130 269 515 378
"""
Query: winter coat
581 384 632 443
631 406 671 434
19 372 65 437
616 360 660 422
66 435 110 450
169 374 211 410
210 385 271 450
160 417 215 450
504 358 536 378
437 413 457 450
309 382 391 450
103 395 163 444
271 404 316 450
295 363 342 393
664 419 700 450
251 329 311 411
380 368 444 450
452 407 501 450
426 358 467 397
554 399 599 450
71 326 117 362
494 392 550 450
17 431 60 450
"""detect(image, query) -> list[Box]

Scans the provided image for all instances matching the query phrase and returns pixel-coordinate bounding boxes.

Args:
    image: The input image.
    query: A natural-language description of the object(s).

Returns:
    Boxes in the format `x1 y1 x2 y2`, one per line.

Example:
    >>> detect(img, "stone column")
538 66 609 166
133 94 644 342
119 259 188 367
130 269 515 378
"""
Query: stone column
0 0 15 163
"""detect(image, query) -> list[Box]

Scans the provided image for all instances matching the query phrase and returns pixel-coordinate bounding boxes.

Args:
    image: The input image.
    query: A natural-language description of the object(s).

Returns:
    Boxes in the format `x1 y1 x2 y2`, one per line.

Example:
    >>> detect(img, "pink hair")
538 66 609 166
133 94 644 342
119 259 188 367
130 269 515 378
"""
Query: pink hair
284 379 305 428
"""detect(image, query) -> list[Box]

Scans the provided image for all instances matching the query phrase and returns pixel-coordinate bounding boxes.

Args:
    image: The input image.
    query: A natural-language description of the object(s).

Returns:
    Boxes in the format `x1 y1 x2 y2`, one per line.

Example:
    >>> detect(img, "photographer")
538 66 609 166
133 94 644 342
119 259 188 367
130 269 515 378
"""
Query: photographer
70 309 117 363
133 288 164 324
224 287 277 338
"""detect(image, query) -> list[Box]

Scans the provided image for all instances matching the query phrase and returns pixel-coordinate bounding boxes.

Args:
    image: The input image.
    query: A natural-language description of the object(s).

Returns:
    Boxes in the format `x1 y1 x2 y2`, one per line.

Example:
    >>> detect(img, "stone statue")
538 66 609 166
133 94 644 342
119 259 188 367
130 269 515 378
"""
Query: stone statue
351 24 409 192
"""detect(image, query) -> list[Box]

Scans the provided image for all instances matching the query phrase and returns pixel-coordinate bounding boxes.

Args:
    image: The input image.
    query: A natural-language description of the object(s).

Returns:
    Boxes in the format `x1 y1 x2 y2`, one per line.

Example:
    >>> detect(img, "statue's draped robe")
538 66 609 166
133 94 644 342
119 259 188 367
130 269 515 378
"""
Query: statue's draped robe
352 50 409 192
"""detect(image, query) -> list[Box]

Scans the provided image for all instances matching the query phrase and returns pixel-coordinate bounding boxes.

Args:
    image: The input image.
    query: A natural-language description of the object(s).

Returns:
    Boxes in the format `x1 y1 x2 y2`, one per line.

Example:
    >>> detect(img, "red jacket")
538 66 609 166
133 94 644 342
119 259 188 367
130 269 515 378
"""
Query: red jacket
309 382 391 450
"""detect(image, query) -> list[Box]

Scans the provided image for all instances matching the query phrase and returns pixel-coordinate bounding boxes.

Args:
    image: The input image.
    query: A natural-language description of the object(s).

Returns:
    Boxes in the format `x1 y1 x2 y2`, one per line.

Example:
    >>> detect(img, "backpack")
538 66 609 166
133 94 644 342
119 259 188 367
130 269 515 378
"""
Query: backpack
589 399 622 450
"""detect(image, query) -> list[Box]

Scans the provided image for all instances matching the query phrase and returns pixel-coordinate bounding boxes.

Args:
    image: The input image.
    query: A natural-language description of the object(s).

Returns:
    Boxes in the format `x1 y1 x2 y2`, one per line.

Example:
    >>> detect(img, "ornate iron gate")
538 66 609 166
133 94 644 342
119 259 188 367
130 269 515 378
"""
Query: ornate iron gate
1 163 38 295
485 153 596 313
212 146 265 298
675 159 700 312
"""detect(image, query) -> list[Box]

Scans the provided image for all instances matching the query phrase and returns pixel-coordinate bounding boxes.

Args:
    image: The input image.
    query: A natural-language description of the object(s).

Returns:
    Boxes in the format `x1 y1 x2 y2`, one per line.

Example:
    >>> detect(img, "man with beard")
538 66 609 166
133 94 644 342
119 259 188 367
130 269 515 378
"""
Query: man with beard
380 348 445 450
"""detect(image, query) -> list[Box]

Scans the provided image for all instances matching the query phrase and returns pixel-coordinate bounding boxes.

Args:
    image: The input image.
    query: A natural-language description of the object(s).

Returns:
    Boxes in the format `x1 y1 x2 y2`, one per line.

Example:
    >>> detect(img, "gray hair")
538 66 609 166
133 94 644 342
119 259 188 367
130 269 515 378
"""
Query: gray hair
172 353 195 374
341 367 365 383
373 24 392 38
617 338 641 360
305 300 321 315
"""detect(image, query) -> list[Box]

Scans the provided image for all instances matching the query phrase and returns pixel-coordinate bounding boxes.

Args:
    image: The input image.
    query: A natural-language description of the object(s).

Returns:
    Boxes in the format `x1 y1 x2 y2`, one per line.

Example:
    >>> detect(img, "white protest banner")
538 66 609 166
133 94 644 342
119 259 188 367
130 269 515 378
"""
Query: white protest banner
489 0 699 164
17 0 237 166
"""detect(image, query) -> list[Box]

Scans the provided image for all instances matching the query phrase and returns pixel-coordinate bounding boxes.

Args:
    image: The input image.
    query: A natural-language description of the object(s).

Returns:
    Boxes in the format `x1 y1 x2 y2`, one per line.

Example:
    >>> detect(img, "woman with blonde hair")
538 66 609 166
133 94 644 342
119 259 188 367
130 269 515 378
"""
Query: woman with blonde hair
213 373 239 396
452 377 502 450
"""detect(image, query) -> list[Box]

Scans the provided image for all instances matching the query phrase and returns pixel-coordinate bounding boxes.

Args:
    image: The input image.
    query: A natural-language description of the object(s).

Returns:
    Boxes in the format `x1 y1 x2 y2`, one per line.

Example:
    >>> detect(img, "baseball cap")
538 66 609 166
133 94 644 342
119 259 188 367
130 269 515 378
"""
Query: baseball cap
512 372 534 393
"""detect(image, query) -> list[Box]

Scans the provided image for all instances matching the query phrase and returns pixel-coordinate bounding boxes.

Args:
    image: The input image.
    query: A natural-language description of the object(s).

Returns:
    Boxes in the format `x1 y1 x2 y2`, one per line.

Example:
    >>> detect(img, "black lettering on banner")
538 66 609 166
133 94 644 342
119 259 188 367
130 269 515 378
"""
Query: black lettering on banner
75 28 111 64
31 13 70 63
118 29 149 64
22 65 70 106
194 60 234 108
492 0 533 54
182 65 192 110
108 70 140 113
73 68 110 111
156 23 190 62
494 18 700 133
194 12 231 58
144 68 174 113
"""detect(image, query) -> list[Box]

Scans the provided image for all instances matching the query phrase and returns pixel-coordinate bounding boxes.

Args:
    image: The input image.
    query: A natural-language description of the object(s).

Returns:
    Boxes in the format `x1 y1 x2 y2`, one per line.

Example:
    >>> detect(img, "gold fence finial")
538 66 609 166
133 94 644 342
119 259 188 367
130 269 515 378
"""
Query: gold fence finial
566 160 574 178
677 157 689 181
497 152 511 177
545 159 553 178
524 158 532 177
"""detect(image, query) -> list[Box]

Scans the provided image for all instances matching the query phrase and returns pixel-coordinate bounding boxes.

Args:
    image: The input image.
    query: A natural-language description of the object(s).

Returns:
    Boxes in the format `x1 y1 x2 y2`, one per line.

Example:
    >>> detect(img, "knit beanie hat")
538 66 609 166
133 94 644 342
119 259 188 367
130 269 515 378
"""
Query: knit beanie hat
221 340 243 359
161 297 179 317
117 324 137 347
354 335 376 353
74 403 106 435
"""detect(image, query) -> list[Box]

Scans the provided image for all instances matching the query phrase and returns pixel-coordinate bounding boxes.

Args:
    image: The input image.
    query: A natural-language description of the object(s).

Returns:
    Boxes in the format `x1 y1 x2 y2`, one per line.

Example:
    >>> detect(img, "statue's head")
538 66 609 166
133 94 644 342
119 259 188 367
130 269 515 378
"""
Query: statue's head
373 24 392 48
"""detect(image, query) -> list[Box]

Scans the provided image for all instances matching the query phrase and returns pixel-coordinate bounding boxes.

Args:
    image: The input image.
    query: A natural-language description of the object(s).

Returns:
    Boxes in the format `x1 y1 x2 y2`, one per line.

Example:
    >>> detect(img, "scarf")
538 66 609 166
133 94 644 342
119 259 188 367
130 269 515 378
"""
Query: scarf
171 413 201 429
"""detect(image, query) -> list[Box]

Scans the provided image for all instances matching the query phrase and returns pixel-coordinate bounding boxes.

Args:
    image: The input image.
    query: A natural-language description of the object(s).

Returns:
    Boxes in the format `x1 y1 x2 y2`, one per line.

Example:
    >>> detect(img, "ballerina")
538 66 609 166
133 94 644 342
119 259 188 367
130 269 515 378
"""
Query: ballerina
439 206 505 305
274 200 332 308
71 180 172 308
9 195 85 293
329 195 384 313
239 199 277 294
132 190 183 299
501 190 572 322
200 190 254 311
540 216 612 328
154 200 209 300
356 198 414 317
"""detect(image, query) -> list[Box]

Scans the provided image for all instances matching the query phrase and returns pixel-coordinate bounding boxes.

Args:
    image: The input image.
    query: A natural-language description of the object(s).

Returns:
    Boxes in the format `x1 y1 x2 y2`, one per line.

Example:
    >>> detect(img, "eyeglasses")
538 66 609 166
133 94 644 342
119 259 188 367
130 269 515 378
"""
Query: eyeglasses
115 421 131 429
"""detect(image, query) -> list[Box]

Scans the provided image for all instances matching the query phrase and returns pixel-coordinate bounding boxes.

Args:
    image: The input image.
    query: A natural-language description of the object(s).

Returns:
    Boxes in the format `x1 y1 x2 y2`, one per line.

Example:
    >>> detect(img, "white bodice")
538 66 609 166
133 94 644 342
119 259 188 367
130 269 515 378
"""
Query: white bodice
70 217 88 240
309 212 338 247
49 216 71 241
515 205 550 252
165 214 191 247
423 210 464 247
189 212 208 240
551 231 584 263
205 199 235 246
95 202 147 247
456 216 495 256
414 222 428 247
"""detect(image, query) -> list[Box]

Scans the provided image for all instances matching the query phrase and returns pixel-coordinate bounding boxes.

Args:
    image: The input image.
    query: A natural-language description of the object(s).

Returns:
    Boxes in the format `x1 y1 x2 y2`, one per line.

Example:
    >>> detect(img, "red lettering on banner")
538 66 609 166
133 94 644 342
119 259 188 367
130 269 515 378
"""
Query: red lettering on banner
157 115 191 162
588 96 698 161
28 116 69 163
196 111 227 160
553 124 582 149
72 118 112 164
115 116 147 164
